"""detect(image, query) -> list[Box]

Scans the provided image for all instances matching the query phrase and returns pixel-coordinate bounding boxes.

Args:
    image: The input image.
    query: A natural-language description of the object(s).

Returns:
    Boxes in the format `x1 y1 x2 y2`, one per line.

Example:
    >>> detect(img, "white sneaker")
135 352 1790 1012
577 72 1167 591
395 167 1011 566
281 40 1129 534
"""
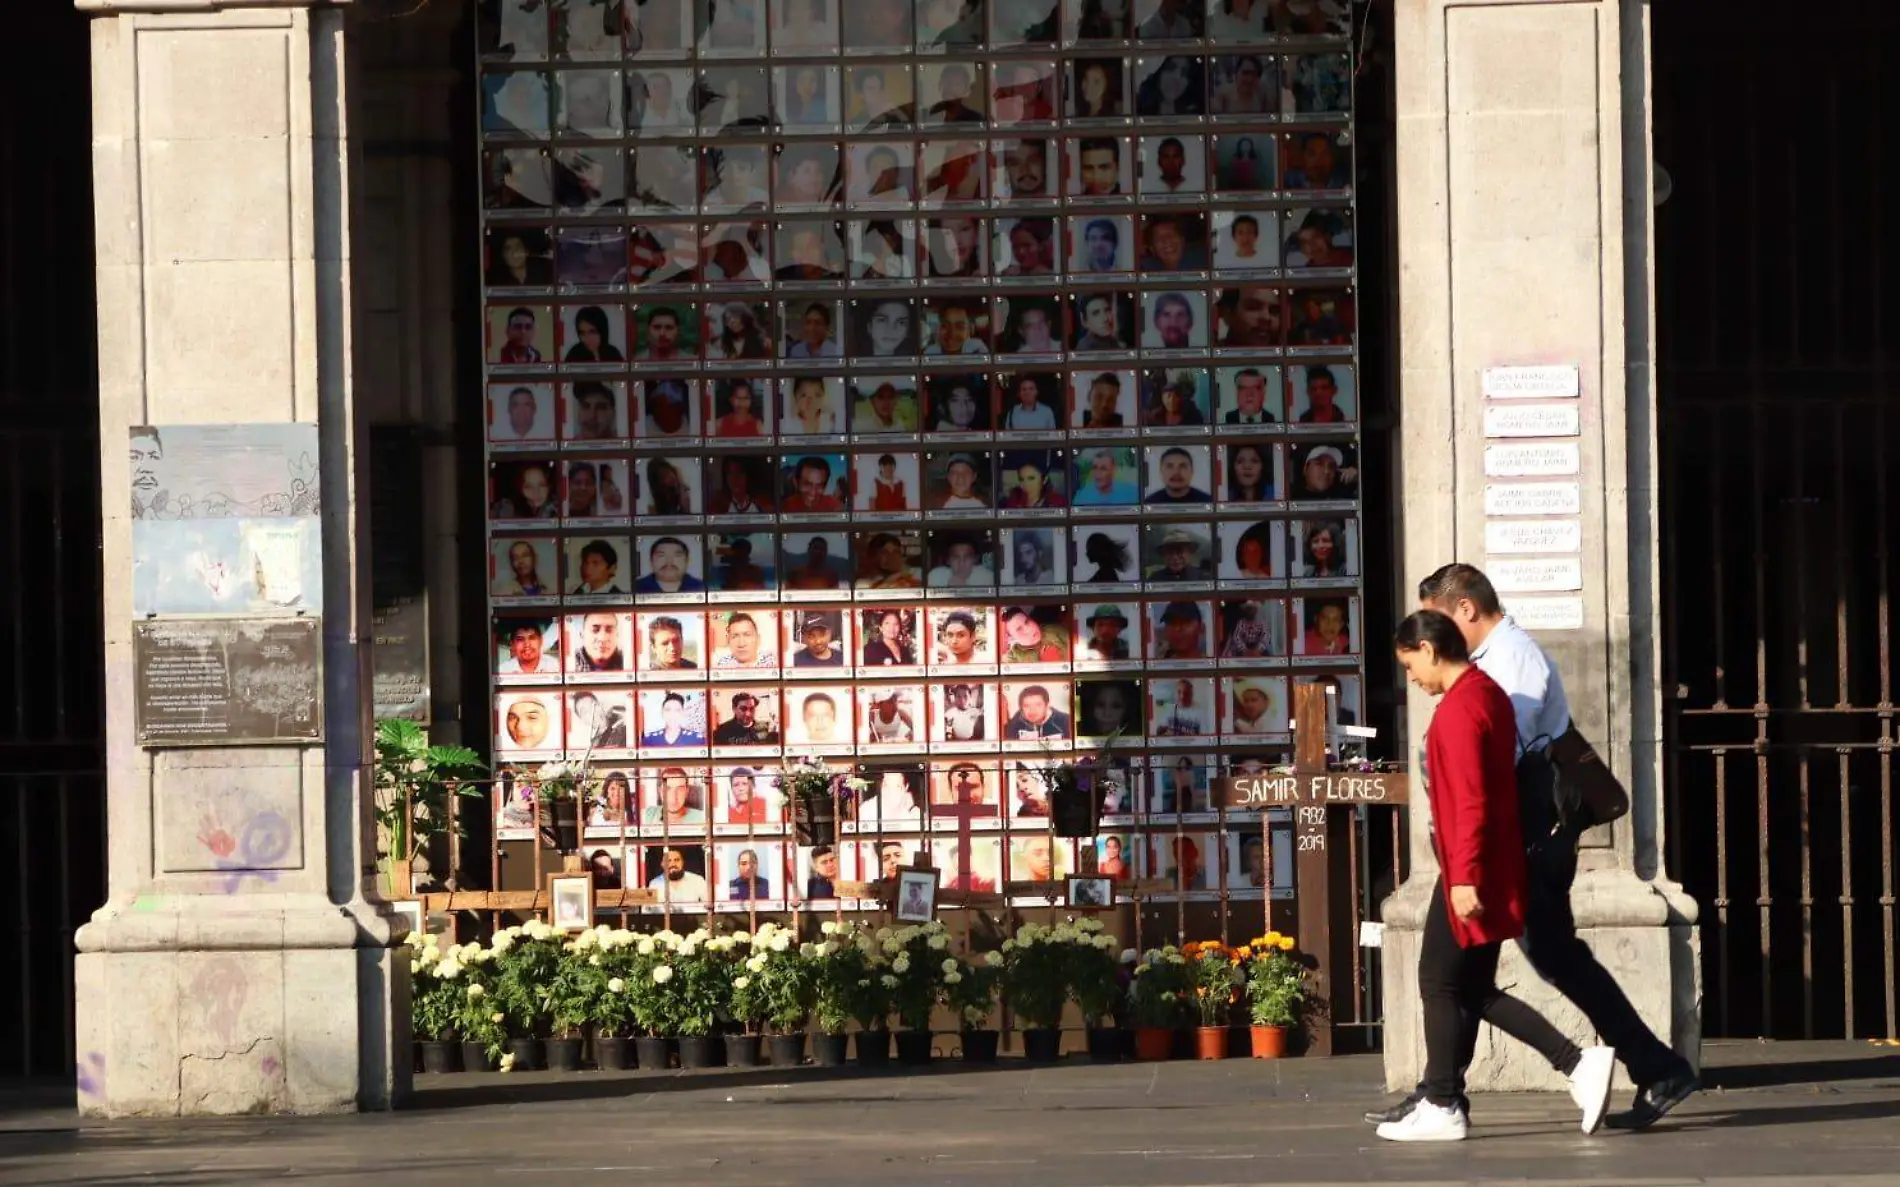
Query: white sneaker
1569 1046 1616 1135
1376 1098 1469 1143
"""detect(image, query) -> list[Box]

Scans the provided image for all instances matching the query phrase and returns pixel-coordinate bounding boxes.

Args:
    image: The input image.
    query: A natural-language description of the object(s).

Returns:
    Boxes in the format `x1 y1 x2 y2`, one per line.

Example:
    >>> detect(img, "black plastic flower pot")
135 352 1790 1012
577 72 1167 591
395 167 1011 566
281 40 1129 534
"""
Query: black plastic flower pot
725 1034 763 1067
506 1037 544 1071
1085 1026 1124 1062
460 1041 497 1073
959 1029 999 1063
546 1037 584 1072
895 1029 935 1065
678 1035 724 1069
811 1033 848 1067
854 1030 892 1067
594 1036 634 1071
1022 1027 1062 1063
769 1034 807 1067
420 1041 461 1074
635 1036 676 1070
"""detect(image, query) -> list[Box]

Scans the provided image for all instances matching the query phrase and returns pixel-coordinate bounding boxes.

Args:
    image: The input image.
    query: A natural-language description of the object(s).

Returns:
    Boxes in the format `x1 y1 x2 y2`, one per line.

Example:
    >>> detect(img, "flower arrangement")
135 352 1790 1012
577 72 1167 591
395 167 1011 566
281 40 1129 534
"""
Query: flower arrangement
731 923 815 1035
946 952 1002 1032
407 933 466 1042
998 922 1070 1029
1183 940 1244 1027
809 921 881 1035
1127 945 1192 1028
562 925 641 1039
1066 925 1126 1028
1241 932 1308 1028
489 921 564 1038
878 921 954 1031
667 929 739 1038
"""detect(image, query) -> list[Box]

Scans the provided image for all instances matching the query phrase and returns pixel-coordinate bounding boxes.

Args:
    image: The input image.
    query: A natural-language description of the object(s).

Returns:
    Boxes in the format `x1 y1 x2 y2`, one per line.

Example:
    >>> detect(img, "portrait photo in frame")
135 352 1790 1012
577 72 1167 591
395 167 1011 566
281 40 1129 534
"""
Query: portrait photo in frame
1065 874 1115 910
547 872 595 932
893 865 942 922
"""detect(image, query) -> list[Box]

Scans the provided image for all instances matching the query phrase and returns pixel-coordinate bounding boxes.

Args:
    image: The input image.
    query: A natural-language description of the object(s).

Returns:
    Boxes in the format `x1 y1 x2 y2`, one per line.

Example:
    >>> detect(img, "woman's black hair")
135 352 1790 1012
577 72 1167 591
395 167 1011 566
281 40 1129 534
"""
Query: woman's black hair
1392 610 1469 662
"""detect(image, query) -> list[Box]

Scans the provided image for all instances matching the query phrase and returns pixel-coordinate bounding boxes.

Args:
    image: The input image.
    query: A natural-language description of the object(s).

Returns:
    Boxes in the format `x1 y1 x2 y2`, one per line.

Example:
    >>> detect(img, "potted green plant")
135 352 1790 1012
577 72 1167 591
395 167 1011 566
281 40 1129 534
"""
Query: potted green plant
453 958 506 1073
372 719 485 895
586 929 640 1071
1037 732 1123 838
947 954 1002 1063
624 930 681 1070
739 922 816 1067
1243 931 1308 1059
776 758 860 846
1000 921 1073 1062
407 933 464 1073
669 929 733 1068
490 923 563 1070
542 939 596 1072
1066 923 1126 1062
1184 941 1242 1060
1128 946 1190 1061
882 922 953 1065
809 926 872 1066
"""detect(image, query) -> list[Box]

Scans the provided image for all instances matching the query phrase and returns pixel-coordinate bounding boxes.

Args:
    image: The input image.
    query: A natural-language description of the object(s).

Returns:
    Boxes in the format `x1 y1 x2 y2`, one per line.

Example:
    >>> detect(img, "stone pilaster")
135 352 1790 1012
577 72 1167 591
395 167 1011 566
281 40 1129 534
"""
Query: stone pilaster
73 0 409 1117
1382 0 1699 1091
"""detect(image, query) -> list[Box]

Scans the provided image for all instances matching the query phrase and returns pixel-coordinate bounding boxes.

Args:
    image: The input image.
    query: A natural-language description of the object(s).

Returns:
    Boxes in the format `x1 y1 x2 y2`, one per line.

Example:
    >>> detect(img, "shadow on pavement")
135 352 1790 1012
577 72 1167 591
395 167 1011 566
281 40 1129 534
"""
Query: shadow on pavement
1702 1052 1900 1091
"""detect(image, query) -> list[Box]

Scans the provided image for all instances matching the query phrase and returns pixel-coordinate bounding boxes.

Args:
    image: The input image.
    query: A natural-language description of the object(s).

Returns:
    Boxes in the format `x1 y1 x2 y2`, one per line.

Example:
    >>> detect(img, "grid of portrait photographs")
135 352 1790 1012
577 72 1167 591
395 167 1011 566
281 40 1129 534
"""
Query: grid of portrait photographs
479 0 1361 910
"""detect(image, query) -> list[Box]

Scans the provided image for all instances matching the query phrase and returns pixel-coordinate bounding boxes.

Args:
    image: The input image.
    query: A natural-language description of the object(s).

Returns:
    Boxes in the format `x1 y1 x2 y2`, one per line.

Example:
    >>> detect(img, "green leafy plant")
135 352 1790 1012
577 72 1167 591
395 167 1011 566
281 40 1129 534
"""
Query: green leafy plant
406 933 464 1041
1183 941 1243 1027
667 930 737 1038
489 923 564 1037
1127 945 1192 1028
946 953 1001 1032
999 922 1073 1029
373 719 486 872
808 923 883 1034
1242 932 1308 1029
879 922 954 1031
733 923 816 1035
1066 926 1125 1027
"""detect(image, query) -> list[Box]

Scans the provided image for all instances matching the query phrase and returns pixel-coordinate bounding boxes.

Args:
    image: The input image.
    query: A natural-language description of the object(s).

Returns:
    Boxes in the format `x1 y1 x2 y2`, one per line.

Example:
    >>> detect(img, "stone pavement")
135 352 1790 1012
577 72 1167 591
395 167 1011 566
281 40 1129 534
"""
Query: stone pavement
3 1040 1898 1186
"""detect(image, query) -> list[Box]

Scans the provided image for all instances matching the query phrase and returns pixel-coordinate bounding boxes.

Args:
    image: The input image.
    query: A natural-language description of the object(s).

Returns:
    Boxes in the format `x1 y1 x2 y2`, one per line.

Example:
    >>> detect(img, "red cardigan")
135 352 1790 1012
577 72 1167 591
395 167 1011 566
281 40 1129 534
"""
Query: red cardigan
1425 667 1530 947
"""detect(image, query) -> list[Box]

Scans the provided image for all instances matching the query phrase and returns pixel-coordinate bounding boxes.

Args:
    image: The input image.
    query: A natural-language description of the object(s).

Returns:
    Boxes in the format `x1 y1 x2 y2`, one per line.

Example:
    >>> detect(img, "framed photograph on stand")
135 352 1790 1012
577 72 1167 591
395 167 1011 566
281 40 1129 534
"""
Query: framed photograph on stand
1065 874 1115 909
893 865 941 922
547 872 595 932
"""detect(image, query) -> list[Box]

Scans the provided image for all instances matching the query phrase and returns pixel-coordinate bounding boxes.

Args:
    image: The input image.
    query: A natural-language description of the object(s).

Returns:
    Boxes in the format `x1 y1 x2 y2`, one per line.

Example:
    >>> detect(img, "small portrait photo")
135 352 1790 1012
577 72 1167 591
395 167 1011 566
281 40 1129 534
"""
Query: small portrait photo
494 613 562 677
852 454 924 514
1288 289 1356 349
711 608 782 671
700 66 774 134
1150 675 1215 738
1208 53 1280 117
1068 215 1134 277
852 377 923 435
1068 56 1128 120
1287 362 1354 425
643 766 709 829
1223 516 1284 577
630 146 699 213
851 297 920 359
481 0 553 59
1225 675 1289 736
859 767 928 831
1001 527 1068 588
927 529 999 588
1225 830 1293 894
797 840 858 902
1068 872 1115 909
1289 439 1357 501
918 0 988 48
634 303 698 366
496 767 541 834
940 835 1005 892
1068 136 1133 197
490 382 557 446
709 532 778 592
1212 133 1277 193
998 448 1069 510
1139 138 1205 207
1301 671 1362 730
774 222 849 285
789 607 853 669
926 450 994 511
1155 831 1218 890
1284 208 1354 272
932 679 996 744
1070 369 1135 431
1140 213 1210 273
847 141 917 207
559 304 628 366
498 691 565 755
782 531 852 591
565 536 632 598
705 377 771 441
922 292 991 356
699 0 768 53
998 601 1072 662
859 604 924 664
1134 56 1206 119
586 767 635 828
568 688 635 751
1282 129 1352 193
1079 440 1132 505
992 371 1059 433
995 217 1058 279
639 688 710 749
919 61 989 125
697 220 770 285
1218 597 1287 658
704 300 776 362
1009 834 1071 885
632 532 708 594
1066 0 1130 40
994 293 1065 358
787 684 854 748
556 68 624 138
773 0 842 50
780 298 845 360
922 218 989 281
637 610 706 673
843 0 915 49
548 873 594 932
893 866 940 923
629 0 694 53
931 761 997 814
1072 522 1140 586
1143 443 1213 504
930 604 996 668
638 455 701 518
626 68 695 135
1134 0 1205 39
993 137 1059 201
1140 293 1210 357
994 0 1061 42
926 372 994 434
490 459 561 520
1070 291 1135 353
481 70 552 139
1076 600 1138 661
1215 285 1286 348
1288 52 1351 116
847 64 914 132
708 454 776 516
1293 595 1359 658
716 841 786 903
627 223 698 288
780 452 851 514
492 536 559 600
1140 367 1211 426
485 226 554 289
484 147 552 213
921 140 991 206
1147 754 1209 814
1217 364 1283 425
641 842 711 905
716 763 783 827
1211 209 1278 273
1076 676 1143 739
1220 442 1282 505
700 144 772 212
1147 599 1212 661
554 225 630 288
565 610 629 673
990 60 1059 126
780 374 849 438
1291 517 1358 581
562 459 630 521
776 64 842 130
487 304 554 367
850 219 920 281
712 685 783 747
1143 521 1214 581
860 685 925 748
1001 680 1073 742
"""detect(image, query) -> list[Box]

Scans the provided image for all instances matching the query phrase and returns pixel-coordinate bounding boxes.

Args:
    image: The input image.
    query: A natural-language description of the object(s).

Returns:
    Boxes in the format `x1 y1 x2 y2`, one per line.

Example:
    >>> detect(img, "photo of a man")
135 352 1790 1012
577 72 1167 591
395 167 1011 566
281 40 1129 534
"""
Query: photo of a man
1003 683 1072 741
497 618 560 674
633 536 706 594
646 845 710 903
639 690 707 748
713 690 781 746
567 611 627 672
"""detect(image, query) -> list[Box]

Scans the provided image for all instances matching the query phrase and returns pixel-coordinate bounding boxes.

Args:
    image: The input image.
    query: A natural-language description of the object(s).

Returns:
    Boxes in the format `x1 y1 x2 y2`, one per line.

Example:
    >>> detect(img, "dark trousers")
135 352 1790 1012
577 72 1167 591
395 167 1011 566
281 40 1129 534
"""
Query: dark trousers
1419 878 1580 1108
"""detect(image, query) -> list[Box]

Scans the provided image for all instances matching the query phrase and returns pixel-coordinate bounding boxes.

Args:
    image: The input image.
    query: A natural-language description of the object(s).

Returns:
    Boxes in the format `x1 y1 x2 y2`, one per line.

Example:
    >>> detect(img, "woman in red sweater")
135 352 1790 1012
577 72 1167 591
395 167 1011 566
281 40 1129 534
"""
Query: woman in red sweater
1381 610 1613 1142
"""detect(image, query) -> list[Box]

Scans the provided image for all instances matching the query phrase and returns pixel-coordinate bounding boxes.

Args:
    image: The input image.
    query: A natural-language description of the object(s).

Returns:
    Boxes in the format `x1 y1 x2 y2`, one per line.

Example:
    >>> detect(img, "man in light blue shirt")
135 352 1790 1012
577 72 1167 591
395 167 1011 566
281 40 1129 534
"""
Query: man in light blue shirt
1071 446 1138 507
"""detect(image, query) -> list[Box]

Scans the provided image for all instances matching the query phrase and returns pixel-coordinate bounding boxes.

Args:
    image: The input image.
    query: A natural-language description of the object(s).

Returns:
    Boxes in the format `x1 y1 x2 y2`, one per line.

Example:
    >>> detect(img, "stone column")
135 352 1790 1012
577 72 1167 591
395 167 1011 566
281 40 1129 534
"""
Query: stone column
73 0 410 1116
1381 0 1699 1091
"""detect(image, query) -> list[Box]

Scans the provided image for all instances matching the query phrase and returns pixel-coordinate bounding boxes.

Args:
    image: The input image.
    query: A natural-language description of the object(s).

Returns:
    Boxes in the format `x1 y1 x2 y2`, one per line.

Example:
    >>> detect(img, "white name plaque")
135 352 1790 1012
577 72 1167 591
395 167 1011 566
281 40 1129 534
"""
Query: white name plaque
1509 596 1587 631
1486 557 1584 593
1482 365 1580 400
1484 442 1581 477
1484 482 1582 516
1483 404 1580 439
1484 519 1583 555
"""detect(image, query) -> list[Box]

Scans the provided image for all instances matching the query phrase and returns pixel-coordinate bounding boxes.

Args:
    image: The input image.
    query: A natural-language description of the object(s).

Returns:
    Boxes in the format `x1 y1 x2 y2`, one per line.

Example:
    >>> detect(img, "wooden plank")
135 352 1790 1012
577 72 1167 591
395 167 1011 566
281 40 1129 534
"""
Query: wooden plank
1215 770 1411 810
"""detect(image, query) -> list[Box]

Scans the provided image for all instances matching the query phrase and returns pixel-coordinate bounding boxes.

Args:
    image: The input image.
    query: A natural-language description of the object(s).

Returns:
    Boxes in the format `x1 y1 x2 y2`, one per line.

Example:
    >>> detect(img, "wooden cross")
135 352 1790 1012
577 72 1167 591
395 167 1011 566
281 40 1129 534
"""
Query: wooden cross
1217 681 1409 1055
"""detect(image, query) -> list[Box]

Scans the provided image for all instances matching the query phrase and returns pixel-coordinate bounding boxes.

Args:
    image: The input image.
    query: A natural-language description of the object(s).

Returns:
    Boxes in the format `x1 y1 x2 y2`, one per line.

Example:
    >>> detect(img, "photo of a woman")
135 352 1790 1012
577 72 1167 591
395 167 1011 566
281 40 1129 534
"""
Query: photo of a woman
1210 54 1273 115
1224 442 1274 503
861 608 919 666
486 229 554 287
851 299 918 358
645 457 696 516
1134 55 1205 117
1070 57 1126 119
563 305 625 363
705 303 773 360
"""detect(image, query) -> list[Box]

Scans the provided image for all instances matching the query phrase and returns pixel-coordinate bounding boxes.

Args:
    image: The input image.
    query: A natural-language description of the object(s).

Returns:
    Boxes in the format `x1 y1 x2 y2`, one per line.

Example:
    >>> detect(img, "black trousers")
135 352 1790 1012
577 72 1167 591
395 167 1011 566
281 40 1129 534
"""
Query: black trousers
1419 878 1580 1108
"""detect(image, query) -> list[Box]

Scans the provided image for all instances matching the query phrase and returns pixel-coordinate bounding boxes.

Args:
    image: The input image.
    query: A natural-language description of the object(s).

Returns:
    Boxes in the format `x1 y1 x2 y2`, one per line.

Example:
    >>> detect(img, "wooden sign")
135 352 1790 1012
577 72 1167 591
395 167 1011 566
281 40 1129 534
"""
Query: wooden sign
1216 770 1410 810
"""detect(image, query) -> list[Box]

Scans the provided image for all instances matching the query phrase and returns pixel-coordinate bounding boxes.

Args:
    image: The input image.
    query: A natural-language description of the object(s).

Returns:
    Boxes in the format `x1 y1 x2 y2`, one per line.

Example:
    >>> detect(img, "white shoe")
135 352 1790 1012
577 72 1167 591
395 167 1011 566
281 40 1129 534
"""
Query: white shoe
1569 1046 1616 1135
1376 1098 1469 1143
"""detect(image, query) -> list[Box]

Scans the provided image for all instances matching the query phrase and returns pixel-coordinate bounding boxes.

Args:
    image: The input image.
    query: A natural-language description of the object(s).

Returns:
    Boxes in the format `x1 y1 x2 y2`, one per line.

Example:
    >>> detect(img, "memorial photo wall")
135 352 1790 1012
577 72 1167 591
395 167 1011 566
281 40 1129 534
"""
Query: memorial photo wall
475 0 1362 909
